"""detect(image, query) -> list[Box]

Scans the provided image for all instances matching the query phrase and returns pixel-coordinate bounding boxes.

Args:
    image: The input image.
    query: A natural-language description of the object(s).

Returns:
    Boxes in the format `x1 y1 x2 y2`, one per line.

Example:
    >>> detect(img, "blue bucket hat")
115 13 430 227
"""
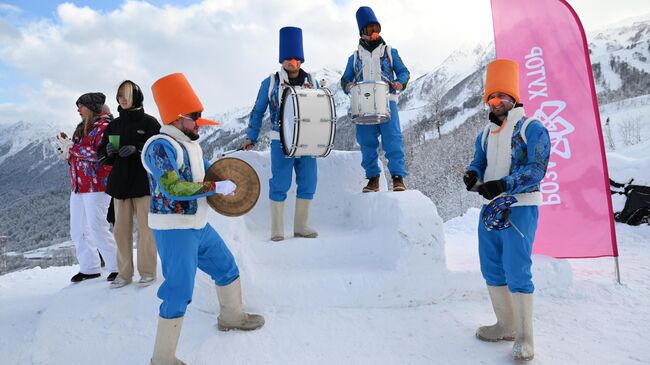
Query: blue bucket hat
356 6 380 36
279 26 304 63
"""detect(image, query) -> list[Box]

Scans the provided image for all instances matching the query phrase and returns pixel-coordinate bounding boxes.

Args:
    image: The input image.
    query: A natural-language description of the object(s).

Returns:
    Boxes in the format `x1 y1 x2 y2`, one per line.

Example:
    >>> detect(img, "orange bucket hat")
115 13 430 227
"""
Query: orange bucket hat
484 59 521 104
151 73 219 126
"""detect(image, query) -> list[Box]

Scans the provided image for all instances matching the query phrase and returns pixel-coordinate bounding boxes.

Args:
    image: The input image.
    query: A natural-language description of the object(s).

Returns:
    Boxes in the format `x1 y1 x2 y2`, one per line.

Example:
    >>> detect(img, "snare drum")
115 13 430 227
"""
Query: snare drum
279 86 337 157
349 81 391 124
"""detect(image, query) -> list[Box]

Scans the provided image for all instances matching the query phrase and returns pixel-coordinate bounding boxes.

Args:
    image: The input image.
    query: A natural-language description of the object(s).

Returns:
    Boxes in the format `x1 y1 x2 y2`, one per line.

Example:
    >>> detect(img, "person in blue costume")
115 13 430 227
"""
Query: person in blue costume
144 73 264 365
242 26 319 242
464 59 551 362
340 6 410 192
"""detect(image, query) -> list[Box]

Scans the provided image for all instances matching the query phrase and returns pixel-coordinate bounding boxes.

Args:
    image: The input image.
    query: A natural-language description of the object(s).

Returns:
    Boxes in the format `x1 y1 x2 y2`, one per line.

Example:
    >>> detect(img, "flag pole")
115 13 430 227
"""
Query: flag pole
614 256 621 285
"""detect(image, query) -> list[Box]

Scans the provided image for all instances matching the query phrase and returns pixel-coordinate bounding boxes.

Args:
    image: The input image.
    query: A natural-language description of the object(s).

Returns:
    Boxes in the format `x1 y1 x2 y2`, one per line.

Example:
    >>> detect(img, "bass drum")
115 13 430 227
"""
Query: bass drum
204 158 260 217
279 86 337 157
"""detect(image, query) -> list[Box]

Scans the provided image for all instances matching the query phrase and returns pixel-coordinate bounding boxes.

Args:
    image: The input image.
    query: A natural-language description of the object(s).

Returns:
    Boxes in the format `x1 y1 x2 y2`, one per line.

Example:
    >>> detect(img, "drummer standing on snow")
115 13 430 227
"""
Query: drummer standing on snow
340 6 410 192
463 59 550 361
242 26 319 242
57 93 119 283
143 73 264 365
98 80 160 289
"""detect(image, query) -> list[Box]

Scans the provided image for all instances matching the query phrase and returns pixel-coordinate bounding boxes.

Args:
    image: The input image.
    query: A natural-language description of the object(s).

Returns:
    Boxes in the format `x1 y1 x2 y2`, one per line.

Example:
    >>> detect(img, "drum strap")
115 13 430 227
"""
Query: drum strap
269 130 280 140
354 45 393 82
268 70 315 103
267 72 278 102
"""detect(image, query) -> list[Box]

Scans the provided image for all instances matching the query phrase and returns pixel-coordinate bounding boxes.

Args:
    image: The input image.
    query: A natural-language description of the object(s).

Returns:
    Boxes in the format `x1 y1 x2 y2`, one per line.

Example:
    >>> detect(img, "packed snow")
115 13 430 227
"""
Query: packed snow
1 147 649 365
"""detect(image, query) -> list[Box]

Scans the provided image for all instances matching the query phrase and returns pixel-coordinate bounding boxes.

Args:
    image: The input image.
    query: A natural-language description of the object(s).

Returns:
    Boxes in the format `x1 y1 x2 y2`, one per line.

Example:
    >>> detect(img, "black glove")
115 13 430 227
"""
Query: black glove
118 145 137 157
106 143 117 157
463 171 478 191
478 179 507 200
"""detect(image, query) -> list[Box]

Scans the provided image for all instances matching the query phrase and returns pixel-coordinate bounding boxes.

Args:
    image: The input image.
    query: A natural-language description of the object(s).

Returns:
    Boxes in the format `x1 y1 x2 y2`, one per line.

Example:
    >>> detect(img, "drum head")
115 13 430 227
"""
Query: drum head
279 87 296 156
204 158 260 217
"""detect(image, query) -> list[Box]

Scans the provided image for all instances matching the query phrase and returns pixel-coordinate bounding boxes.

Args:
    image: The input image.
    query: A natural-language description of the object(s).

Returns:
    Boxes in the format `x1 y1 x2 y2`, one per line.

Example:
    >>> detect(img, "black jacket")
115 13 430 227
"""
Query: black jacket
99 107 161 199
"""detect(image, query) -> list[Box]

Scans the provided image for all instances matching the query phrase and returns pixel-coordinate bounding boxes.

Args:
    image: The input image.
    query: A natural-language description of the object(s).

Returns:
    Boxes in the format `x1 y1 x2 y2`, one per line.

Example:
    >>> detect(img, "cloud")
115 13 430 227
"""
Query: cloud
0 0 495 128
0 3 21 14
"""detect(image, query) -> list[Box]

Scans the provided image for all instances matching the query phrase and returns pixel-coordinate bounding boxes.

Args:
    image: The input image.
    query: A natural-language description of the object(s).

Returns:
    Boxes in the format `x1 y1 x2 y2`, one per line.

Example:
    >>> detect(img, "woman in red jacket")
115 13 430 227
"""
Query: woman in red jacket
65 92 118 282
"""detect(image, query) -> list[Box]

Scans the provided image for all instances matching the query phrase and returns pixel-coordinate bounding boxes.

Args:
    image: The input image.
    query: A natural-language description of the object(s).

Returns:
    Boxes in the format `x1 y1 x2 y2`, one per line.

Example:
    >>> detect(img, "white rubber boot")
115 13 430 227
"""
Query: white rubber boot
270 200 284 241
293 198 318 238
150 316 186 365
476 285 515 342
512 292 535 361
216 277 265 331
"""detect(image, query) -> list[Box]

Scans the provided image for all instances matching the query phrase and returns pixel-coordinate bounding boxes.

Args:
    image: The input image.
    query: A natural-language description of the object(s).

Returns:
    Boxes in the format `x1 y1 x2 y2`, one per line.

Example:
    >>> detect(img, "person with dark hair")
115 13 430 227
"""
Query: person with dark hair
464 59 551 362
241 26 320 242
99 80 161 288
60 92 118 283
340 6 410 193
144 73 264 365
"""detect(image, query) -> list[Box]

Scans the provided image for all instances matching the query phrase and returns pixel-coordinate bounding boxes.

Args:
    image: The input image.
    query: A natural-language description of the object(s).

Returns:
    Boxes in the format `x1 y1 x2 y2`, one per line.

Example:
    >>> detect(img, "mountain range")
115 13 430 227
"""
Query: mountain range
1 15 649 259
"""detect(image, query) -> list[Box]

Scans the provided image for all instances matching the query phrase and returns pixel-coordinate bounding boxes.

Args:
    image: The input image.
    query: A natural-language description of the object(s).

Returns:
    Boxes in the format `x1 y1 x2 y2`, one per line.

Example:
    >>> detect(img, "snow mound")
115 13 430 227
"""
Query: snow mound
28 150 449 364
200 150 447 308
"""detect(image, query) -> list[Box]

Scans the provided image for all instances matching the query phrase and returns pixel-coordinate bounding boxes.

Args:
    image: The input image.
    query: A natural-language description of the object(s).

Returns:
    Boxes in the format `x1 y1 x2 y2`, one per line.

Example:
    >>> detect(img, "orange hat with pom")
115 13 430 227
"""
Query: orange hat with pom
151 73 219 126
484 59 521 104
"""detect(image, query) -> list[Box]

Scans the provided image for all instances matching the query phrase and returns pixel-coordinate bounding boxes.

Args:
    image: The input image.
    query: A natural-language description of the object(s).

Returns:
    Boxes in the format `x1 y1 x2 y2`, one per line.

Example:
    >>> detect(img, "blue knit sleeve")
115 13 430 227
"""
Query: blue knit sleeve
502 120 551 193
340 54 355 94
143 139 216 201
468 131 487 181
246 77 271 143
391 48 410 89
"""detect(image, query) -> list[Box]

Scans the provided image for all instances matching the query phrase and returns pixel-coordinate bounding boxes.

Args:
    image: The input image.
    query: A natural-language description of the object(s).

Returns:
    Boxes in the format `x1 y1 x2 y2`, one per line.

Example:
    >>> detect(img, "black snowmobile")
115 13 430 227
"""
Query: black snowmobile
610 178 650 226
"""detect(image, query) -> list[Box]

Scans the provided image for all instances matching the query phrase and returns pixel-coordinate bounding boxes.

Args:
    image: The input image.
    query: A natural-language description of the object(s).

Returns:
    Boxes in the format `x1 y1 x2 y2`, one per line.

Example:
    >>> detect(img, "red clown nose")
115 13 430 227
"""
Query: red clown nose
487 98 503 107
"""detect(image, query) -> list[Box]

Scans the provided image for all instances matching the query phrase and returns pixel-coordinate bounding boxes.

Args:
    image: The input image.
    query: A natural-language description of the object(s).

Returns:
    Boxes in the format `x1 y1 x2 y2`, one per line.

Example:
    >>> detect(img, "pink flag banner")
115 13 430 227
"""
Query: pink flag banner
490 0 618 258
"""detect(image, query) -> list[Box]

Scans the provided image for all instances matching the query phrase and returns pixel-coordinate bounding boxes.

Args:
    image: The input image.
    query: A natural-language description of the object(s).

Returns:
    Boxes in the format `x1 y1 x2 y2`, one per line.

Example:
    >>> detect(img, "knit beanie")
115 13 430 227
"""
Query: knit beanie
76 92 106 114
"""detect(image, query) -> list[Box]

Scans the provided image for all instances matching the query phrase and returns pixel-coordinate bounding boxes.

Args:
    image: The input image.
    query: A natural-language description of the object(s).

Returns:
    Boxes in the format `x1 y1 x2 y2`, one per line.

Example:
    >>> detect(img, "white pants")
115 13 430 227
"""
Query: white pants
70 192 118 274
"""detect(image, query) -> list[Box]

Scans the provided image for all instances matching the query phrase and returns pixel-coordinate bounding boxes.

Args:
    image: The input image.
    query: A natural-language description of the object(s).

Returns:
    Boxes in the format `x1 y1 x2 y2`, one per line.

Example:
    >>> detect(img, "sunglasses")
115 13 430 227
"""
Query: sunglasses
178 112 202 122
365 24 381 35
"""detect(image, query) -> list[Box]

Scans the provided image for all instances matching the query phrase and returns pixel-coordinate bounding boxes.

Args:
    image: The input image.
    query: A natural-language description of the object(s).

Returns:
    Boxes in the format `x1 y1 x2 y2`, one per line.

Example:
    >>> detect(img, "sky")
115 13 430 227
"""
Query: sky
0 0 649 127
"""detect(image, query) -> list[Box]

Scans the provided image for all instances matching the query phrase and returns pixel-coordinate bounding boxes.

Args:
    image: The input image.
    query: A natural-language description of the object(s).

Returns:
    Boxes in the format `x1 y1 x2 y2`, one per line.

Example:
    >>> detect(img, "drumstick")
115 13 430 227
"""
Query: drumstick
452 165 467 176
220 148 244 158
453 164 483 191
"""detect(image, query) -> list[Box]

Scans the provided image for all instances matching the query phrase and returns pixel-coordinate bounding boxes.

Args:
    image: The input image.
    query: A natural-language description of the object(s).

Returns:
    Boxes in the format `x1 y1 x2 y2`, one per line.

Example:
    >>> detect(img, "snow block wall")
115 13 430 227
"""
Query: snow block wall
194 150 447 310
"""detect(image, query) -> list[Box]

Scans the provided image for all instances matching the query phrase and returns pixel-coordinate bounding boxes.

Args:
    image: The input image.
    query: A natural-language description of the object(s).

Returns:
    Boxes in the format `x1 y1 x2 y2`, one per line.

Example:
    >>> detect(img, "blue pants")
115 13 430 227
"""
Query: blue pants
153 224 240 319
269 139 317 202
478 205 539 294
355 101 406 178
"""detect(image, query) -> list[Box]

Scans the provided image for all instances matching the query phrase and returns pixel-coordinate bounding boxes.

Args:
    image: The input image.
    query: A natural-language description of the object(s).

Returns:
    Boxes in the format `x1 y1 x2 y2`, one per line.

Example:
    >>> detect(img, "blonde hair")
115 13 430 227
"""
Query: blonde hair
74 110 97 139
117 81 133 108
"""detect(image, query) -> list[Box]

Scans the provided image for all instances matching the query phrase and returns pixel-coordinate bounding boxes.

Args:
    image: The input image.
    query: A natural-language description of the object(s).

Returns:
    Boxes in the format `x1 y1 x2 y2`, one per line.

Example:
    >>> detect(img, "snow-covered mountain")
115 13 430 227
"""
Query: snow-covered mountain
589 17 650 101
1 14 650 260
